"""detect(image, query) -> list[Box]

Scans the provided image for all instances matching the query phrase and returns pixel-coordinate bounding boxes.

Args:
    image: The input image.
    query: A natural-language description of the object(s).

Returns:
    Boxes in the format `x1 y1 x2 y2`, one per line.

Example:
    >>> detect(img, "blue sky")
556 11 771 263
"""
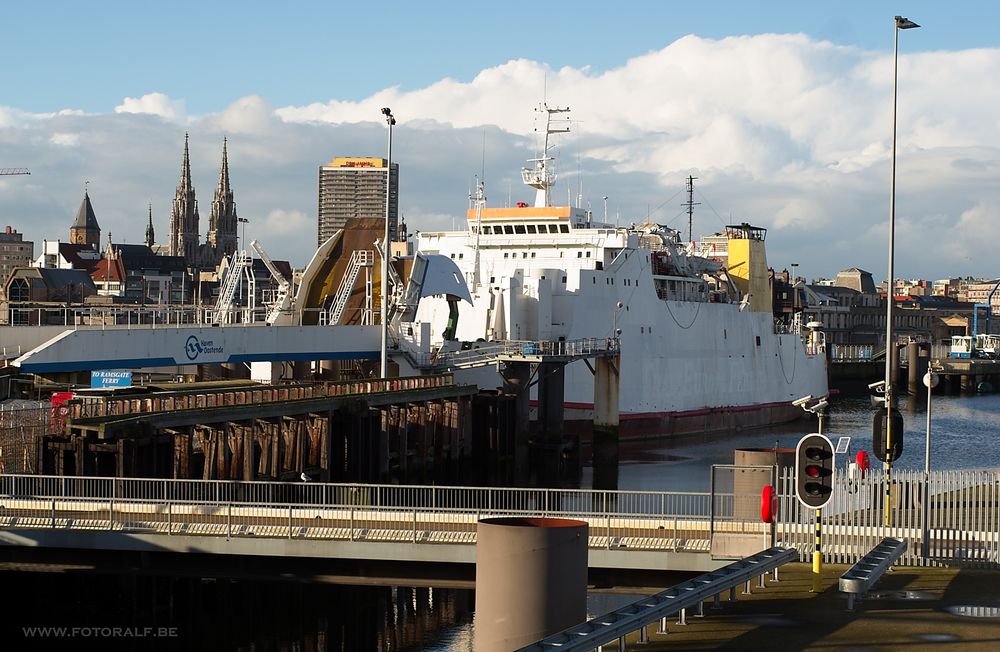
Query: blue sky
4 1 978 113
3 1 1000 281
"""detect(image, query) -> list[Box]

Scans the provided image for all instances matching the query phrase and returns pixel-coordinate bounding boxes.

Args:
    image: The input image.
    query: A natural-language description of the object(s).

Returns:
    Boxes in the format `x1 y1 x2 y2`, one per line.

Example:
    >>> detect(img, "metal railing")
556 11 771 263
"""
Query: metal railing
776 467 1000 567
830 344 875 361
519 547 797 651
411 337 621 370
0 474 712 551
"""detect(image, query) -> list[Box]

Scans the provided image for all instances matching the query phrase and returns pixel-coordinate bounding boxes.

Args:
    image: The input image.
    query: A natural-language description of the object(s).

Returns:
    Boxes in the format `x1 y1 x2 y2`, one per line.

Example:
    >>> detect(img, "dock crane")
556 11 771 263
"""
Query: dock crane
0 168 31 176
250 239 293 325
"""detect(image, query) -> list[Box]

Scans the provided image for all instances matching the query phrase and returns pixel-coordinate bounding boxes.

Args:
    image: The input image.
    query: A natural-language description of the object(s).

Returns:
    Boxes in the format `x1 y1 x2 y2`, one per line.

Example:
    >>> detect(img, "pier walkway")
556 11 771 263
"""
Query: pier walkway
1 469 997 575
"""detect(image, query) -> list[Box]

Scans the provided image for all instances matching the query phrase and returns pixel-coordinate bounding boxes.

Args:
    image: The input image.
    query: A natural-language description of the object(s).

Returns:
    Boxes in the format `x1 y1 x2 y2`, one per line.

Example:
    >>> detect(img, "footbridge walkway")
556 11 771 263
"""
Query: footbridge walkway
0 470 996 572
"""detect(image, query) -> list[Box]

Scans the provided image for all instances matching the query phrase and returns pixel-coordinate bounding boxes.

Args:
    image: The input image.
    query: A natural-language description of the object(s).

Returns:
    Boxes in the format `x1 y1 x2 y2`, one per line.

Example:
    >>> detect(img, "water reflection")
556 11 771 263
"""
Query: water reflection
1 570 474 651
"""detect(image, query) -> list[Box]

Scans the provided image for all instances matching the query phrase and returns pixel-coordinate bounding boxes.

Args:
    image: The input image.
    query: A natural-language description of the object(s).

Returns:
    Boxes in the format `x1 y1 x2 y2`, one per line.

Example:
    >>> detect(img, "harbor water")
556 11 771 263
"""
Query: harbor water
3 391 997 650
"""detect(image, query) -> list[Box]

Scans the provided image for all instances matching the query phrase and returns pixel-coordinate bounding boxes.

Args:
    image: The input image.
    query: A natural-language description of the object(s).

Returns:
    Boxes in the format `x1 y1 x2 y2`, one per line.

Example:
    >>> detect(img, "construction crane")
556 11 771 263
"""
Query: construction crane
0 168 31 176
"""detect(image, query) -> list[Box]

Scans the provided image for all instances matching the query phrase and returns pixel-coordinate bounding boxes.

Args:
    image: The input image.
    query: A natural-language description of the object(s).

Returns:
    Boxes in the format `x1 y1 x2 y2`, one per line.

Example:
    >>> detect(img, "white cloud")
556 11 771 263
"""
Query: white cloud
5 34 1000 282
49 133 79 147
114 93 186 121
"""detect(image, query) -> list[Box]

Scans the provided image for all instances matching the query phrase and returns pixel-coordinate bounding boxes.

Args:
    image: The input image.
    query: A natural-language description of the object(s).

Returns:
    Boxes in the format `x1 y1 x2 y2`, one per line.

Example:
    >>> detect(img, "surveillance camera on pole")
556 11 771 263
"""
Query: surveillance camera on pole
792 395 813 407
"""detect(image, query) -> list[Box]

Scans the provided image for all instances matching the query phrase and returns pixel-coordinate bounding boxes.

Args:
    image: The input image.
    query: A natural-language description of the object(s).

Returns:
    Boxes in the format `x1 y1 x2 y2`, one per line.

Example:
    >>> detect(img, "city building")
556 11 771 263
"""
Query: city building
0 226 33 293
168 134 239 270
3 267 96 325
317 156 398 248
69 191 101 249
33 241 102 272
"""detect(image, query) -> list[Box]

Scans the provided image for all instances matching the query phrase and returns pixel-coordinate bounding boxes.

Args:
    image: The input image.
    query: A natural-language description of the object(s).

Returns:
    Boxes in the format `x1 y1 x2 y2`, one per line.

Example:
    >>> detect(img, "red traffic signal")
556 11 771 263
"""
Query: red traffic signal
795 433 835 509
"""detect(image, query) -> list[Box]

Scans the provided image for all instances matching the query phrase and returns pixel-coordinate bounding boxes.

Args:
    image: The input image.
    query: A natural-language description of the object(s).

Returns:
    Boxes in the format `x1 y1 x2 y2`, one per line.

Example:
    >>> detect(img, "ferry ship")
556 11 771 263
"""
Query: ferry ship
401 105 828 436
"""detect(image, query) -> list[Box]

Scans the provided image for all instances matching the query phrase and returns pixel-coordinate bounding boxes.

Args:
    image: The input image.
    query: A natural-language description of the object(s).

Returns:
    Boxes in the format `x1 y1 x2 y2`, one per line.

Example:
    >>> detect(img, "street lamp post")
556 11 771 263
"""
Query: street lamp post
380 107 396 378
922 366 939 556
883 15 920 523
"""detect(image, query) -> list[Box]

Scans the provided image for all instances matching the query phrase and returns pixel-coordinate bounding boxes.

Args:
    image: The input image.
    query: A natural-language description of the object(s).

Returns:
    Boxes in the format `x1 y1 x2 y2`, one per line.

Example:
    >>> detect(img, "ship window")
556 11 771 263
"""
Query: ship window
504 252 509 258
522 252 527 258
531 252 536 258
450 253 455 259
526 225 537 233
504 226 514 234
490 276 495 283
577 251 583 258
559 251 564 258
756 336 761 346
585 251 591 258
482 226 491 234
459 253 464 259
515 225 526 234
562 276 567 283
548 225 559 233
596 262 603 270
559 225 569 233
593 277 596 284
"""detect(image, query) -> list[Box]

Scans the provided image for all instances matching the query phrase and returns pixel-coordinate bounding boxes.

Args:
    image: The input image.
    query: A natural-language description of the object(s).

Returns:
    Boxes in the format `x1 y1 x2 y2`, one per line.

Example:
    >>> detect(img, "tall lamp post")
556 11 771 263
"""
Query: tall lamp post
883 15 920 523
380 107 396 378
921 366 939 556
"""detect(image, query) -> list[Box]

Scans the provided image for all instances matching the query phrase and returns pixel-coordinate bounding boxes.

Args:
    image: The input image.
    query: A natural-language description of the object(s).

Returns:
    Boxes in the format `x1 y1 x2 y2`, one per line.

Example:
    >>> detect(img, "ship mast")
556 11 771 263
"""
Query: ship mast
685 175 700 245
470 176 486 291
521 104 570 207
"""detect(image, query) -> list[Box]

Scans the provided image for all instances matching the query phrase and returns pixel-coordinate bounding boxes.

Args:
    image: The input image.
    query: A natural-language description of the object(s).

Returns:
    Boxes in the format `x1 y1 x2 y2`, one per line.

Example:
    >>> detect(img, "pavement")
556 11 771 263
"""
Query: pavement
622 562 1000 651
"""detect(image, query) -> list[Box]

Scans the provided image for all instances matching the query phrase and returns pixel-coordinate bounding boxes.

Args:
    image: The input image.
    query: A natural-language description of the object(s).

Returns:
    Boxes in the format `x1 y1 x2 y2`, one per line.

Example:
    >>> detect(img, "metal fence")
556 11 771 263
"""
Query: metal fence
776 467 1000 567
1 469 997 566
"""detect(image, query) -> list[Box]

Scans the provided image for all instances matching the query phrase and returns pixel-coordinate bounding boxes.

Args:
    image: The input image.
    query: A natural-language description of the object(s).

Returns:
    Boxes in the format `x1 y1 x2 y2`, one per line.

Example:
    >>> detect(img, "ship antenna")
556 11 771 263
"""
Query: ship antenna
685 175 701 245
521 103 570 207
471 175 486 291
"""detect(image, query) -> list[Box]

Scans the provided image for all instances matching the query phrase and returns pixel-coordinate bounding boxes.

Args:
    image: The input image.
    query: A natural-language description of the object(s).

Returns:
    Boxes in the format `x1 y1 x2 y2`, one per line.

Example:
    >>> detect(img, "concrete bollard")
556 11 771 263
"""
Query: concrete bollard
474 517 588 651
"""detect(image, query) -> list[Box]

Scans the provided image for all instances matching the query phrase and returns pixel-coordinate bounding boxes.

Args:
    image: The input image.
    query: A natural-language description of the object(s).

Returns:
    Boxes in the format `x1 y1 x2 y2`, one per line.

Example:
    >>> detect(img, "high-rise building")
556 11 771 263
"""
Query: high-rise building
317 157 398 248
0 226 33 288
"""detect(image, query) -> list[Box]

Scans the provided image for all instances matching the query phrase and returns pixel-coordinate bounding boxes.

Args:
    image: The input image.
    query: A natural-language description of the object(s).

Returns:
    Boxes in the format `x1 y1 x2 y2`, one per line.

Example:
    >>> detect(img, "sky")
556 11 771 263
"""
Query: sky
2 1 999 282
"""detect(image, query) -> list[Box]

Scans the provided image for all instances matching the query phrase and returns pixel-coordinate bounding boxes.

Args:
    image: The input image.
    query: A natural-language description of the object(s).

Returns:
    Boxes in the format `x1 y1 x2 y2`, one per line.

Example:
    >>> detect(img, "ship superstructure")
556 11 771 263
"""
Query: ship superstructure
405 105 828 435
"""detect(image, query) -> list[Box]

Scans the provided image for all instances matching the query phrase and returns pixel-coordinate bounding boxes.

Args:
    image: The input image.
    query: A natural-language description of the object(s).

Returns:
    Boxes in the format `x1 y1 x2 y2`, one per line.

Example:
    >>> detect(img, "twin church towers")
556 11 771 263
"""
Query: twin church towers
167 133 239 269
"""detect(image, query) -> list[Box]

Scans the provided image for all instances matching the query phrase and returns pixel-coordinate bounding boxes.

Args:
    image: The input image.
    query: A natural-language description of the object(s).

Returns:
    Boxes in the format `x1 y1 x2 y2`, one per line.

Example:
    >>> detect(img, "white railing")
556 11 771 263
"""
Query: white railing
326 249 373 326
830 344 875 361
0 474 712 552
413 337 621 369
776 467 1000 567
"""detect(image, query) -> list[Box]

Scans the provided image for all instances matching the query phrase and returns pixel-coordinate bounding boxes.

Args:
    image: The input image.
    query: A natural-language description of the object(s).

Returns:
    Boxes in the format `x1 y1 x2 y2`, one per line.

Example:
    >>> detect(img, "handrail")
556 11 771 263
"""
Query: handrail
517 547 798 651
839 537 907 611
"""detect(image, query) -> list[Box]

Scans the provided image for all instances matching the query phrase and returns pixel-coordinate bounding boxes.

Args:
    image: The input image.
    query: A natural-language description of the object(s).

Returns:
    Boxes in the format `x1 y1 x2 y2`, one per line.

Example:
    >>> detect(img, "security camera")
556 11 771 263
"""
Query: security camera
792 395 813 407
811 400 829 412
868 380 886 390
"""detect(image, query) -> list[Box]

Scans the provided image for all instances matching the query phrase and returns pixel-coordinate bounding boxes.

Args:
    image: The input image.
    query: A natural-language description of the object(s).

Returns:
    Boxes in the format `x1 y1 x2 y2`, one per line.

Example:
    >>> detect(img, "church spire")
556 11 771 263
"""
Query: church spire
207 136 237 259
180 132 193 192
168 132 200 261
145 203 155 248
219 137 230 194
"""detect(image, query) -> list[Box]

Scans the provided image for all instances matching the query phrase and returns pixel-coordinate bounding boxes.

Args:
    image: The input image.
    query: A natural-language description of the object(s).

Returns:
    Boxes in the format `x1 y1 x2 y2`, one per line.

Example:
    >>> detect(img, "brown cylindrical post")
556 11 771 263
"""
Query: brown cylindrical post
907 341 920 395
475 517 588 652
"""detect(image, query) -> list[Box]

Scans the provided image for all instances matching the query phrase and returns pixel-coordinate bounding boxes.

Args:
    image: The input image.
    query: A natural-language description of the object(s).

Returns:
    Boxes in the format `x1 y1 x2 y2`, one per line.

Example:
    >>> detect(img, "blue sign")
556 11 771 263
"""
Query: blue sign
91 370 133 388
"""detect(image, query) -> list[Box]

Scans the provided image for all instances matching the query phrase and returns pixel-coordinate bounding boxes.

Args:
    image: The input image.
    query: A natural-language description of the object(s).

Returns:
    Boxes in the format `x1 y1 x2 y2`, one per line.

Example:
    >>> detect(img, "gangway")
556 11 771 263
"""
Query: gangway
250 239 292 325
213 249 251 324
325 249 373 325
518 547 797 651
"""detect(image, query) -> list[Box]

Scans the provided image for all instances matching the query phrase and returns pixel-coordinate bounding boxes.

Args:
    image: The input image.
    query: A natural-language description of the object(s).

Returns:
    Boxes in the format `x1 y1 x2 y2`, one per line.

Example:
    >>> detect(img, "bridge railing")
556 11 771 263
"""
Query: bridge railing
0 474 710 518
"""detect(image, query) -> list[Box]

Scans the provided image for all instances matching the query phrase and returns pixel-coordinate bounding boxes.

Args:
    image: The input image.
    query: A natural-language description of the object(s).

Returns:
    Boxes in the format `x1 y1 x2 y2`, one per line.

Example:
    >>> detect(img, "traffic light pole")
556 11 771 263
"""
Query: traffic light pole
813 508 823 593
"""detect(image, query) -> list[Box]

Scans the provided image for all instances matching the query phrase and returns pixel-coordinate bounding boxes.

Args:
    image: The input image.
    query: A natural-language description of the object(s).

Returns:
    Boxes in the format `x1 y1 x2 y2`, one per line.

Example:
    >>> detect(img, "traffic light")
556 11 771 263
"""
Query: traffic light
795 433 835 509
872 408 904 463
